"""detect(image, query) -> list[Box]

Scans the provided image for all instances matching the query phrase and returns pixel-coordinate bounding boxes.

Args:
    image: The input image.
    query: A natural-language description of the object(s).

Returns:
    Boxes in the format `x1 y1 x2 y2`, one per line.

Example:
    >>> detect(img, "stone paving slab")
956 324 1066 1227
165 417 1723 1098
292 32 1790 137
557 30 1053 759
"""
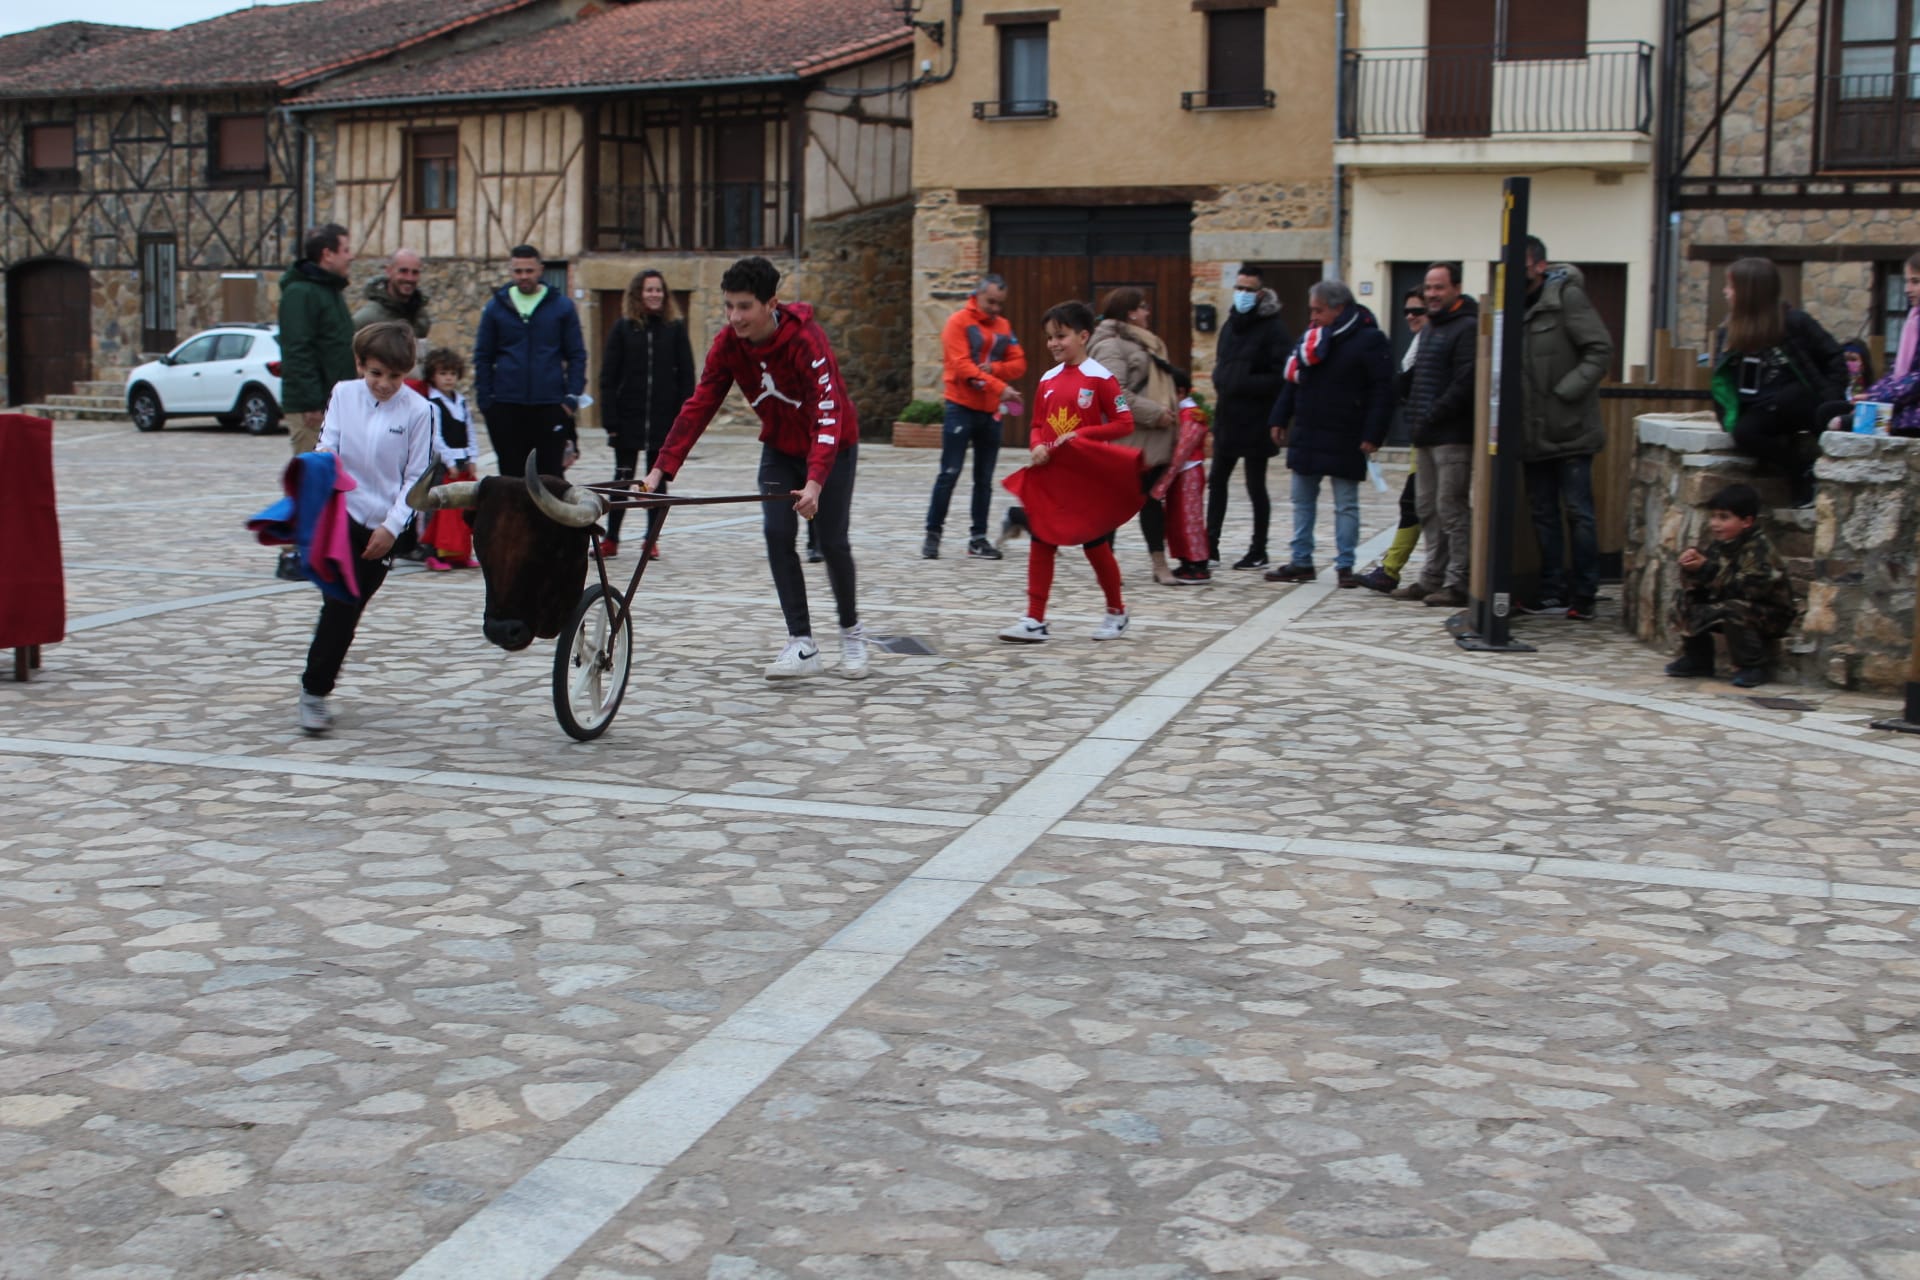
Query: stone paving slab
1072 631 1920 887
551 833 1920 1280
0 752 956 1280
6 420 1917 1280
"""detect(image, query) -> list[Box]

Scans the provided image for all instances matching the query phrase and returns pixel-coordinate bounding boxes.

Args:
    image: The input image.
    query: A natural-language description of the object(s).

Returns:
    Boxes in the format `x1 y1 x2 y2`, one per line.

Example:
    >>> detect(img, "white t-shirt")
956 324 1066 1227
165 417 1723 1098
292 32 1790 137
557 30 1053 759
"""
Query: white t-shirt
318 380 434 535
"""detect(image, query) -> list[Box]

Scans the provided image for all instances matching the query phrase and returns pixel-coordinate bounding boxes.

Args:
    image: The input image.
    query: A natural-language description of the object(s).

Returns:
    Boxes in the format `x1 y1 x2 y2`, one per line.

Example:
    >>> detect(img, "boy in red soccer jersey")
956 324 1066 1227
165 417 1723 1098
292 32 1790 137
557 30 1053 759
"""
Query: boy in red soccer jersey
998 300 1139 643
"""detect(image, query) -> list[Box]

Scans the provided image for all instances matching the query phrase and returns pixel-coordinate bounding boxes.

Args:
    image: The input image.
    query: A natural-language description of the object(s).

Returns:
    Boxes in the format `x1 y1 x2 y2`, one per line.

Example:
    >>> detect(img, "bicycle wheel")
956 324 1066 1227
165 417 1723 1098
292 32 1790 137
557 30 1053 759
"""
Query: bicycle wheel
552 584 632 741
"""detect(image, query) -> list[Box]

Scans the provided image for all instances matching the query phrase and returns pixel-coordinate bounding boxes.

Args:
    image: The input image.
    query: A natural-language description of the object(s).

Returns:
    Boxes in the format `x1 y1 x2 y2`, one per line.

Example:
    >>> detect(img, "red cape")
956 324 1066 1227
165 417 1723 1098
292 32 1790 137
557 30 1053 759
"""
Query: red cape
1002 438 1144 546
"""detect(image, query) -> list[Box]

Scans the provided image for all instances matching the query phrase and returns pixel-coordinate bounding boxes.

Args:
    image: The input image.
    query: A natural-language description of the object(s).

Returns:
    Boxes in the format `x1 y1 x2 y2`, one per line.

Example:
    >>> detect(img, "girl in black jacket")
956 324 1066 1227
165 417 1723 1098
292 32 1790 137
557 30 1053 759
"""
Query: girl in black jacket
1712 257 1846 507
599 269 695 556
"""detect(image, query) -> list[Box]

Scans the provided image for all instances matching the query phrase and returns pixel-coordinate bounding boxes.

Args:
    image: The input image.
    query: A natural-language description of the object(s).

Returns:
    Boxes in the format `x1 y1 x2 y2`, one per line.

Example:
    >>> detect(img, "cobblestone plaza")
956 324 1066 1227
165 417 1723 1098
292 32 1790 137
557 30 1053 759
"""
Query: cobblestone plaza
5 422 1920 1280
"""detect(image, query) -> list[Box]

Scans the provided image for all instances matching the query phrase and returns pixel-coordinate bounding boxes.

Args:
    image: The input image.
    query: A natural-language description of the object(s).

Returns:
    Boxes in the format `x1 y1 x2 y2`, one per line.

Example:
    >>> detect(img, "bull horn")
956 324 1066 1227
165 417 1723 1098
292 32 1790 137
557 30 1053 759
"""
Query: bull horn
404 460 446 510
523 452 606 528
420 482 481 510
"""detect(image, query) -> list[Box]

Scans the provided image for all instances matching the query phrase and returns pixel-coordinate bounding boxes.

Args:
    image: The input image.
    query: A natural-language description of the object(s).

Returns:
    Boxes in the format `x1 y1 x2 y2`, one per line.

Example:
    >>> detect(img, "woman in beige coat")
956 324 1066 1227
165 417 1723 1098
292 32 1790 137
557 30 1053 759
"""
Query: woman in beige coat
1090 288 1181 584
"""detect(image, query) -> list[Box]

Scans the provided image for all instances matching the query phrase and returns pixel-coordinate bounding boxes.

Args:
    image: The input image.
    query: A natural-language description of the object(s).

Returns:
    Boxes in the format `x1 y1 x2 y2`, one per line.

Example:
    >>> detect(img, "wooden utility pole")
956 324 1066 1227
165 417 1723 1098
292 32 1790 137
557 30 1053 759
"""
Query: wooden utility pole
1452 176 1535 654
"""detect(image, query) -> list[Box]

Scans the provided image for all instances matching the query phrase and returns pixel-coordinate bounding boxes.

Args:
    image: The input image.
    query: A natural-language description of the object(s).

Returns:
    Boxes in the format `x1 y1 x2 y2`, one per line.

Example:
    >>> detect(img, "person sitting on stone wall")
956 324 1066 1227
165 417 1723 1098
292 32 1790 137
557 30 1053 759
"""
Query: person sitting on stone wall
1823 250 1920 439
1665 482 1798 689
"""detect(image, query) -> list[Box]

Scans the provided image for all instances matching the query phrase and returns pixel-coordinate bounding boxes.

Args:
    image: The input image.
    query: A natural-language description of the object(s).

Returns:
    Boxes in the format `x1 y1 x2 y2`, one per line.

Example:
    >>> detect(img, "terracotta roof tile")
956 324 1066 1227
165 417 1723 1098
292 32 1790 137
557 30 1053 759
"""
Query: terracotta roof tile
0 0 545 99
0 21 145 77
287 0 912 106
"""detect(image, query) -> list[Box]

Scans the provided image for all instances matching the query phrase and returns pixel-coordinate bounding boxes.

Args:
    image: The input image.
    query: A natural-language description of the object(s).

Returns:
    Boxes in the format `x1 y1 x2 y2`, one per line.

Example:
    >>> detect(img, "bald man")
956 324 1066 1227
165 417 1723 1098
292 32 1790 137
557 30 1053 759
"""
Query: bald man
352 248 432 364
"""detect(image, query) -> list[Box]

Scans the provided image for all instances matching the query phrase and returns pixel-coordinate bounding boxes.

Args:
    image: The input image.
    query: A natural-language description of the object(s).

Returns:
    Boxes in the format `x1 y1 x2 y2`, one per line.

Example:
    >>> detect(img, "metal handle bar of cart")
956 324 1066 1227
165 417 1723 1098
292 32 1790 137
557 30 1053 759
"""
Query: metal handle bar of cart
581 487 797 632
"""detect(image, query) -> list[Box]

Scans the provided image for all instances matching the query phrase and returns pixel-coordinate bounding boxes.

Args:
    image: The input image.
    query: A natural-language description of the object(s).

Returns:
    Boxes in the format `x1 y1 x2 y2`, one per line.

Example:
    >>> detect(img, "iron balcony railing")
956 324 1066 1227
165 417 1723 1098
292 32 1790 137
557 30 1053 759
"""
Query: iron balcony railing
594 180 794 253
1181 88 1277 111
972 99 1057 120
1824 72 1920 169
1340 41 1654 140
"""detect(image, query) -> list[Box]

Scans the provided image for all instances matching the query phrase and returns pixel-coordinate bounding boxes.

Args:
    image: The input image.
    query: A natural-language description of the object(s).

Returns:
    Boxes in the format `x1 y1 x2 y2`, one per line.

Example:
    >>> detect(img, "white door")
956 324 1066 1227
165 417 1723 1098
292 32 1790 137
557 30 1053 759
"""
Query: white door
208 333 256 413
160 333 220 412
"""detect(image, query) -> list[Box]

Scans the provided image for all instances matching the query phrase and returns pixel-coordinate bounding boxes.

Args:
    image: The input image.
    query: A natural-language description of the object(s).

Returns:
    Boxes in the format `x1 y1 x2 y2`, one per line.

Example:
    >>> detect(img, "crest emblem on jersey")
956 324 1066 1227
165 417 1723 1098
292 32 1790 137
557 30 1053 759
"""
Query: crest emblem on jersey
1114 392 1129 411
1077 388 1094 409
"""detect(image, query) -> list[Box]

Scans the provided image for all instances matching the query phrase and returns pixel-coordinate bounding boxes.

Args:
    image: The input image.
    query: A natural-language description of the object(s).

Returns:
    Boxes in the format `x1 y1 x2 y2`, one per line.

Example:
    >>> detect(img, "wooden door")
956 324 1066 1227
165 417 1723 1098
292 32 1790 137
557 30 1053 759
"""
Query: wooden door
712 122 765 250
7 259 91 406
1426 0 1496 137
1568 262 1626 381
141 236 178 353
991 256 1193 446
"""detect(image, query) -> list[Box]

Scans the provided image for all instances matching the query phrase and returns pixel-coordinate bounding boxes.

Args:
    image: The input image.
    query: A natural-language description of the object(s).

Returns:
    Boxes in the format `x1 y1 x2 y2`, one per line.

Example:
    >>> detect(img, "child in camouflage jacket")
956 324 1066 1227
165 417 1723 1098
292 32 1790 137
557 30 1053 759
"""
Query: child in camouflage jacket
1666 483 1799 689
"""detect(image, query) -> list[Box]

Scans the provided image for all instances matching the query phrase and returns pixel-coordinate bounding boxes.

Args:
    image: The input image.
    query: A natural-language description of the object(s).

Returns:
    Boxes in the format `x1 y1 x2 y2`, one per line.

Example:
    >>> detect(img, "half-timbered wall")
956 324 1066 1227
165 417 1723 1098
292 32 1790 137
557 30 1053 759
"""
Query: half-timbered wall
0 92 301 391
805 57 912 221
334 106 586 262
592 91 794 254
1673 0 1920 349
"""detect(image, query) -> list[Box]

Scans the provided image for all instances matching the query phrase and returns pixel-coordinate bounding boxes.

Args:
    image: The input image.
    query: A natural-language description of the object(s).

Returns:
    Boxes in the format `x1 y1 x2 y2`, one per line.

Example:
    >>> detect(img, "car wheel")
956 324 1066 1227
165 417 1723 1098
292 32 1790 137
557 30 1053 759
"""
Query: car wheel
238 387 280 436
129 385 165 432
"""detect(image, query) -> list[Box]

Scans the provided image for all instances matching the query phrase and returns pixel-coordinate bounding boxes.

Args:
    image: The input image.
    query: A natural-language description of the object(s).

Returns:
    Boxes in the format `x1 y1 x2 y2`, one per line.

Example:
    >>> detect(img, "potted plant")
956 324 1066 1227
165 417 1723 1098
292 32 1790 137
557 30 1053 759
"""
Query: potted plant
891 399 945 449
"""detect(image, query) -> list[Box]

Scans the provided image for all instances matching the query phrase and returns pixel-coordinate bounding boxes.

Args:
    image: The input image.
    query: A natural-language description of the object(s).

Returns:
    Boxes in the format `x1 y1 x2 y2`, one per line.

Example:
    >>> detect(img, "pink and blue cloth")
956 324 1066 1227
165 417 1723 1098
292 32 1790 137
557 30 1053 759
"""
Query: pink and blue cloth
246 452 361 602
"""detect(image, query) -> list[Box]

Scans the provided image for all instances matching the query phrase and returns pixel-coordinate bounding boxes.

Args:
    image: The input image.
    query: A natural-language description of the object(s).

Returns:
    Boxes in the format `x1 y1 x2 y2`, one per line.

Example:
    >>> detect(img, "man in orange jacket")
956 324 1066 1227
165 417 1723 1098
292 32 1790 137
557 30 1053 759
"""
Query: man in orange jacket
923 274 1026 560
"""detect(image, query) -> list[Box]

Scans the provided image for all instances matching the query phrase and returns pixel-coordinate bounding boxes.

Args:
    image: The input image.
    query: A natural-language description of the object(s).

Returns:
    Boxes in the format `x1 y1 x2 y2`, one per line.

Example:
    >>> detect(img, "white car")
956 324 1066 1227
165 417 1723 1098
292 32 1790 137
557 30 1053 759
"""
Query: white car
127 324 284 435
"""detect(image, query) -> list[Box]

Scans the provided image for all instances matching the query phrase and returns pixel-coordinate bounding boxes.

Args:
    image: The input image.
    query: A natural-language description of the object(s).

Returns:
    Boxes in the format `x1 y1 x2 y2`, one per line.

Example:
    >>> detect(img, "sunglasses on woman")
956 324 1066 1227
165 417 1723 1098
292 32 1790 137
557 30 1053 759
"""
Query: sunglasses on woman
1404 307 1427 317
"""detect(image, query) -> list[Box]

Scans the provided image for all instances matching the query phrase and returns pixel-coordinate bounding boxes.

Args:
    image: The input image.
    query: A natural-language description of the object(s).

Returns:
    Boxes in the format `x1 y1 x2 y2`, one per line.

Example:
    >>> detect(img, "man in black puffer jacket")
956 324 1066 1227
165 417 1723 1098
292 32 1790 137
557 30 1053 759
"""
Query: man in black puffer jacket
1392 262 1479 609
1208 264 1292 569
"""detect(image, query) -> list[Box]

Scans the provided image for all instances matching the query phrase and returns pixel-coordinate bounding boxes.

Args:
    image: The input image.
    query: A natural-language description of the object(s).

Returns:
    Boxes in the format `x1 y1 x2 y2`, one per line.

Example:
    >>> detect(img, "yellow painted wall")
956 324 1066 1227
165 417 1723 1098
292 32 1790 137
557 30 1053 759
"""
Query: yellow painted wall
911 0 1333 191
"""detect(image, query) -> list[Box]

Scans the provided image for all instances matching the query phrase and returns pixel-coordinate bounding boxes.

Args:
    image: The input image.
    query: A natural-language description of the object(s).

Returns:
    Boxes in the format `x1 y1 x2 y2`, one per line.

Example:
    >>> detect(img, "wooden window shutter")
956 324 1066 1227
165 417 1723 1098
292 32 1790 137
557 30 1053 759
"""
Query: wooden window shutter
1207 9 1267 101
217 116 268 172
29 123 75 170
1504 0 1587 59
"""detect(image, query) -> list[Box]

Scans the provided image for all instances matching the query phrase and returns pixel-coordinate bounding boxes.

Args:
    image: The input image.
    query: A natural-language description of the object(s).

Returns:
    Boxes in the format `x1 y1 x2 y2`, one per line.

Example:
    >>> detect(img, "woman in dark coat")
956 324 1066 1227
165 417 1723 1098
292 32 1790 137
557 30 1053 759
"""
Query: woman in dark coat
599 269 695 556
1710 257 1846 507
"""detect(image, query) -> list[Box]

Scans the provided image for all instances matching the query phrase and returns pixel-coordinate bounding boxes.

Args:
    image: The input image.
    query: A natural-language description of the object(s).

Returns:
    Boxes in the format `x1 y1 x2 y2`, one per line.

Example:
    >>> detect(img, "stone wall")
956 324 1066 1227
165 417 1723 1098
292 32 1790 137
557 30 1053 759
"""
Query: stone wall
1624 414 1918 691
909 189 988 403
1677 208 1920 351
1187 180 1334 397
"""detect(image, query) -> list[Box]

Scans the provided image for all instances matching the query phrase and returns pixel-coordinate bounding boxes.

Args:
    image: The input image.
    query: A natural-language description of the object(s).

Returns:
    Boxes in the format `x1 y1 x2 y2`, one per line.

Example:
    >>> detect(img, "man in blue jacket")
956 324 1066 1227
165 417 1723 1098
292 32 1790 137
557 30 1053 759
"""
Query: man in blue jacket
473 245 588 478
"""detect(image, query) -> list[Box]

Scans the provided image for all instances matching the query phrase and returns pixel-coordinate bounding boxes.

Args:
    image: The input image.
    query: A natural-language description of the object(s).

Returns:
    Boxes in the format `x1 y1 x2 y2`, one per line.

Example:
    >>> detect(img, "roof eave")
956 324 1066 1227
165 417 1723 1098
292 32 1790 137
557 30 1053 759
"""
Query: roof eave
277 0 545 88
285 71 806 112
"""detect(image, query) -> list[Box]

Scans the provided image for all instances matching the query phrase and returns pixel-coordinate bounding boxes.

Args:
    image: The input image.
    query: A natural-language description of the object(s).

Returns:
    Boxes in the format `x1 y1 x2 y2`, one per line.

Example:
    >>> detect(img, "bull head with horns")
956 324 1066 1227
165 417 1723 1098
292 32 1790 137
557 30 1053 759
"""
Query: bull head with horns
409 454 609 651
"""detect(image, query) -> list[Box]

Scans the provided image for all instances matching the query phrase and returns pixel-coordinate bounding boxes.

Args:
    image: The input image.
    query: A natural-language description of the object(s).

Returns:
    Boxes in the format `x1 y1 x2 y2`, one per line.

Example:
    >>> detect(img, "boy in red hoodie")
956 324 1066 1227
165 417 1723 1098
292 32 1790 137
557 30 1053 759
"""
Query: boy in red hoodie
645 257 864 681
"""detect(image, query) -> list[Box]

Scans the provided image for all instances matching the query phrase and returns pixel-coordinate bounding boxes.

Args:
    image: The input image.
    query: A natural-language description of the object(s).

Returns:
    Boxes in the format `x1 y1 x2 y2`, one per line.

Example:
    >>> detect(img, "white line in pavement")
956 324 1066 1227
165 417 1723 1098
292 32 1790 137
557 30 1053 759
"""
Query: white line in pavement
1049 820 1920 905
1281 630 1920 766
0 737 980 831
65 583 310 631
391 526 1396 1280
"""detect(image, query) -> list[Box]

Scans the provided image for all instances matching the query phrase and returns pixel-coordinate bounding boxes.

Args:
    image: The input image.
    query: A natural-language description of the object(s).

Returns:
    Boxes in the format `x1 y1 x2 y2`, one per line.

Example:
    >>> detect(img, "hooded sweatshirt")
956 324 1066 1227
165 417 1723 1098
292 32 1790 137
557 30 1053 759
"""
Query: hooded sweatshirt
655 302 856 486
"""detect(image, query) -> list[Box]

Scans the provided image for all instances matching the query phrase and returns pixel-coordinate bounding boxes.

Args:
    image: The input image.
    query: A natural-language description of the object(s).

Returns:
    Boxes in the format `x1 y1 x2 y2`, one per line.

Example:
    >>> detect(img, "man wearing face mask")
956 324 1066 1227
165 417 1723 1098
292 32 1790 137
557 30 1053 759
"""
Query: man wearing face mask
1207 264 1291 570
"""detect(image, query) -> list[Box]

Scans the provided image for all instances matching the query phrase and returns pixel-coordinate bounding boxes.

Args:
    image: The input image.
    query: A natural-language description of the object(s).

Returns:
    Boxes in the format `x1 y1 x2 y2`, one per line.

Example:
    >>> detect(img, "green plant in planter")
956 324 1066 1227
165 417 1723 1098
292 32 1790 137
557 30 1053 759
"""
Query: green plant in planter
897 399 944 425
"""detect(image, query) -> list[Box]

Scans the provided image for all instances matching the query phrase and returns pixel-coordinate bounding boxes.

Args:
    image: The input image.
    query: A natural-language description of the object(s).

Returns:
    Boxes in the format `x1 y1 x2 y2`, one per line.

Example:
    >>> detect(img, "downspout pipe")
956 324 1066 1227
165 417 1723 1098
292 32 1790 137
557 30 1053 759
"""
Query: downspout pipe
1331 0 1348 280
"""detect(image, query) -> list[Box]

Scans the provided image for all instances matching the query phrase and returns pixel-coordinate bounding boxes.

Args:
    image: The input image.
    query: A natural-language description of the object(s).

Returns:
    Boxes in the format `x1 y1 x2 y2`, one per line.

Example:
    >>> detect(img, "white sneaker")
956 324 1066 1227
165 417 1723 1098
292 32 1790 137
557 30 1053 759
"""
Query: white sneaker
840 624 870 680
765 637 822 680
298 690 332 735
998 616 1049 643
1092 609 1130 641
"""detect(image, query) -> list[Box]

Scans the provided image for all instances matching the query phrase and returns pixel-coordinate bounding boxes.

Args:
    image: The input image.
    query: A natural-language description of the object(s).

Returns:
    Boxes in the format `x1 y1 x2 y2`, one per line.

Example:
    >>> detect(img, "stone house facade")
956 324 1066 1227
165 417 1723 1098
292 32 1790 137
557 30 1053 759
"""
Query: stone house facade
1673 0 1920 355
0 0 575 409
286 0 916 436
906 0 1336 425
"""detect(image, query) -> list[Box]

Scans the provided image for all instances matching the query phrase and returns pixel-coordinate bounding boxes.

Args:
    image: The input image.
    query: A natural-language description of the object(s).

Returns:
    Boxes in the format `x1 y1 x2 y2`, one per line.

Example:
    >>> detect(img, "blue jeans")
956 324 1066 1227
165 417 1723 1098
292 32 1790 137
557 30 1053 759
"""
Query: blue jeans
1524 454 1598 602
1289 471 1361 570
925 401 1002 539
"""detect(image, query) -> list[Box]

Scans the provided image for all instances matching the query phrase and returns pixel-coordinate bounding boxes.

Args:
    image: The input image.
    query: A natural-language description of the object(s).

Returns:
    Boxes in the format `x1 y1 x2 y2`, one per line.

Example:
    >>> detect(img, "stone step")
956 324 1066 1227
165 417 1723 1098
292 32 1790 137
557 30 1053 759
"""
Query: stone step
43 394 127 411
75 379 129 397
19 404 130 422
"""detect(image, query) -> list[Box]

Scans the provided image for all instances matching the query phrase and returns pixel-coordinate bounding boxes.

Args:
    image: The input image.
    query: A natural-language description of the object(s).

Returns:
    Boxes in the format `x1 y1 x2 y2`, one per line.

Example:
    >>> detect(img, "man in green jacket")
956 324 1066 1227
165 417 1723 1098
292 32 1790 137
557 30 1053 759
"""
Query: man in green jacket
278 222 357 455
351 248 430 374
1520 236 1614 621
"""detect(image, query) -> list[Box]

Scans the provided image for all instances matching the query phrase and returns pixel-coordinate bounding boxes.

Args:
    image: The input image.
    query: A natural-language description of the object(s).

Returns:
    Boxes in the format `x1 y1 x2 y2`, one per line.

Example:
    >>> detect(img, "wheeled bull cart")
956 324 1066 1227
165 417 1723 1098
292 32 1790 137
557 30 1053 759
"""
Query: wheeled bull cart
550 483 792 741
